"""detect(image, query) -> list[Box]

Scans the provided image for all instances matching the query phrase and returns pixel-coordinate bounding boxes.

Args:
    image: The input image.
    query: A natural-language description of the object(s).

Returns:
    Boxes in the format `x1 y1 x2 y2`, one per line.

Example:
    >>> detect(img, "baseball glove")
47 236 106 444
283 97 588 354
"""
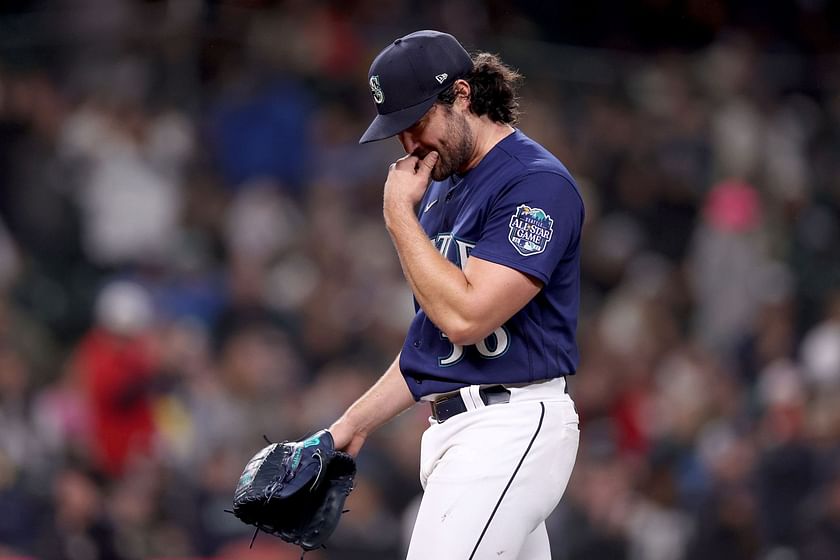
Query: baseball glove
231 429 356 553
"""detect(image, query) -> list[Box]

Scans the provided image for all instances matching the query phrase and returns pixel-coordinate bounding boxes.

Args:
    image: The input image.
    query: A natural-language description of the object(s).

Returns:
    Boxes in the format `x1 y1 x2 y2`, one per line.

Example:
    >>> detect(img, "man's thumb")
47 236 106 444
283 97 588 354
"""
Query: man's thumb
420 151 439 173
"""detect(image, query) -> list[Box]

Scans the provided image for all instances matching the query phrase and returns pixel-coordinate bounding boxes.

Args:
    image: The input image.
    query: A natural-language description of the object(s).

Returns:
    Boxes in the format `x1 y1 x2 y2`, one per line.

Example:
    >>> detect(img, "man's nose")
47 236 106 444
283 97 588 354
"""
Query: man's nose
398 131 418 155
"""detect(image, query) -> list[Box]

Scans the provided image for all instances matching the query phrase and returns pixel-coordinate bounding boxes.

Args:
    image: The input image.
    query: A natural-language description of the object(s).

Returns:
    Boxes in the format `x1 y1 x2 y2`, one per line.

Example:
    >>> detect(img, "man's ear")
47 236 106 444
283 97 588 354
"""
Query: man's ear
453 79 471 109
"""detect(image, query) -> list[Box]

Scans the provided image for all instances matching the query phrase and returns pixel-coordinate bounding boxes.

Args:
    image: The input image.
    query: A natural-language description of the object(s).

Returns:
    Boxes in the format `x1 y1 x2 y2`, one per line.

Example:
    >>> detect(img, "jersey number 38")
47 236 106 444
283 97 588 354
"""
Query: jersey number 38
433 233 512 366
439 326 510 366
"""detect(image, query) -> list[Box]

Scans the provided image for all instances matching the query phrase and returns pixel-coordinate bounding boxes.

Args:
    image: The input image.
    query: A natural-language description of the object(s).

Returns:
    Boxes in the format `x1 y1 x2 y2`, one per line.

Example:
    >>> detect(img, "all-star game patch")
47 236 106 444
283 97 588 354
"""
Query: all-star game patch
508 204 554 256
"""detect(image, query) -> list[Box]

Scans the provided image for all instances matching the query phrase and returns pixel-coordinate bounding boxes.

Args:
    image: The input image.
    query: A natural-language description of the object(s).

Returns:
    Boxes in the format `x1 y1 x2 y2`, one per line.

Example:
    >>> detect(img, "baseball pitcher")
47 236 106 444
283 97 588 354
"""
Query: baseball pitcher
329 30 584 560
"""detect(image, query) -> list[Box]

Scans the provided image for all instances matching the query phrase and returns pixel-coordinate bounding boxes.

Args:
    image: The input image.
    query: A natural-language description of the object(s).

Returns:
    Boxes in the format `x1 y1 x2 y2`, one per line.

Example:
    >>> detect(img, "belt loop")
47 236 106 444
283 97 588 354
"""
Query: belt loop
460 386 481 411
468 385 484 409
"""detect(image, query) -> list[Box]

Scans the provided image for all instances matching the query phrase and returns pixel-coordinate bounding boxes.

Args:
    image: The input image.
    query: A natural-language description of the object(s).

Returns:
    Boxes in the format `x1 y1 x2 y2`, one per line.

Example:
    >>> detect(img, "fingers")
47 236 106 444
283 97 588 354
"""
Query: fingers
418 151 439 175
346 435 365 458
391 152 438 174
392 154 417 171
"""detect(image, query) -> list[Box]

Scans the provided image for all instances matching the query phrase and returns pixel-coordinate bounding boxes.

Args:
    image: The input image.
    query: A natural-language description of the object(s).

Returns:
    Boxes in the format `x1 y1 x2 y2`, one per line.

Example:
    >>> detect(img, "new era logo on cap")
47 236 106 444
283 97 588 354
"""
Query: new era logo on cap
359 30 473 144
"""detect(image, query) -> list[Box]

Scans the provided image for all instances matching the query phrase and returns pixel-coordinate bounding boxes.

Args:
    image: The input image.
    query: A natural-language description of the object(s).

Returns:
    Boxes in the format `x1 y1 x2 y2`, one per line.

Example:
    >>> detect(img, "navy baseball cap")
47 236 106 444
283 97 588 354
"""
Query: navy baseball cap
359 30 473 144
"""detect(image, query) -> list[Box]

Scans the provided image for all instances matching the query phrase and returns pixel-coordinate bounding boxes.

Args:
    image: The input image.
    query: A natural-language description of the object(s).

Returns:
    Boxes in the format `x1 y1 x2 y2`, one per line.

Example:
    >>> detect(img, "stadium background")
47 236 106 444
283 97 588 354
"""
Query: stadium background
1 0 840 558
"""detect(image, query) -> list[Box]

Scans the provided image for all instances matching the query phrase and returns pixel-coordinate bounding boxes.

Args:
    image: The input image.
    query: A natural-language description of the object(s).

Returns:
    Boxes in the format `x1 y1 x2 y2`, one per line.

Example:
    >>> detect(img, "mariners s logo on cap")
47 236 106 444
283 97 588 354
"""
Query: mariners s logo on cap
369 75 384 104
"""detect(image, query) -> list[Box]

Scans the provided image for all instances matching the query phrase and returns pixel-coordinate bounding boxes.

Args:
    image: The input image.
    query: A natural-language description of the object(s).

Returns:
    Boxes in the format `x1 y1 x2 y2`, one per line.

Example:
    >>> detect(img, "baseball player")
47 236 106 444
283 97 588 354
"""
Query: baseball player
329 30 583 560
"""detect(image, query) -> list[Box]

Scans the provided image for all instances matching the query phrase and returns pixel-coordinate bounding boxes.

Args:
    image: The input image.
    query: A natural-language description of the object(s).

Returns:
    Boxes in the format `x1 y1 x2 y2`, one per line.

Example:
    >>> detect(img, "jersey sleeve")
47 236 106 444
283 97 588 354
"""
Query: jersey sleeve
468 171 584 285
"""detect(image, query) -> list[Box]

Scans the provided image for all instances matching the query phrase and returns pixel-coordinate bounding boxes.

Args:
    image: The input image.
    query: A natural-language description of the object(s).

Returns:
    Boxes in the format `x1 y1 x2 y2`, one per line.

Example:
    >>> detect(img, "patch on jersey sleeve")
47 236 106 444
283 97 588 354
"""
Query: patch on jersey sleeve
508 205 554 256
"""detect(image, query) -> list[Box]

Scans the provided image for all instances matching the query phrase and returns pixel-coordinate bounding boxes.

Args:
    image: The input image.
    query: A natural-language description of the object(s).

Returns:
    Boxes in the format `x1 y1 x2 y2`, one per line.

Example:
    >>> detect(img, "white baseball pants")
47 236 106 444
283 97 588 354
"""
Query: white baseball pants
406 377 579 560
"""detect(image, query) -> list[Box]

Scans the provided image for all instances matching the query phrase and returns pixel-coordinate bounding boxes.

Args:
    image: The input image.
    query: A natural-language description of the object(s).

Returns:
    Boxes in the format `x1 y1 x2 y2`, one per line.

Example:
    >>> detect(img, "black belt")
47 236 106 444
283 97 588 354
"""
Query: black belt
430 385 511 423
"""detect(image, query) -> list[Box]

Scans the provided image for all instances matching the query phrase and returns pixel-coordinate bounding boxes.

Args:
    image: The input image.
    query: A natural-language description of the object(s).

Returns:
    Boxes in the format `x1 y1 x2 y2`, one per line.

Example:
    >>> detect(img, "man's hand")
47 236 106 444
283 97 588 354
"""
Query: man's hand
383 151 439 225
328 418 367 458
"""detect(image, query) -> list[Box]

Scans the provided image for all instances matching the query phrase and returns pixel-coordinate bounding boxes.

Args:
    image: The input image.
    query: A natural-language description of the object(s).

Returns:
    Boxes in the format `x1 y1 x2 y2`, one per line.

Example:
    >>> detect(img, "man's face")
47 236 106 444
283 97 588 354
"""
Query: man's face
397 103 474 181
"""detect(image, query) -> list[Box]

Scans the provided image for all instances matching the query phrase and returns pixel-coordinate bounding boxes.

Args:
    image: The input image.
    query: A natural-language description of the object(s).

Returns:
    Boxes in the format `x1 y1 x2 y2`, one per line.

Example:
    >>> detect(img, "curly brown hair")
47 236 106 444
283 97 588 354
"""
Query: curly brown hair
436 52 524 125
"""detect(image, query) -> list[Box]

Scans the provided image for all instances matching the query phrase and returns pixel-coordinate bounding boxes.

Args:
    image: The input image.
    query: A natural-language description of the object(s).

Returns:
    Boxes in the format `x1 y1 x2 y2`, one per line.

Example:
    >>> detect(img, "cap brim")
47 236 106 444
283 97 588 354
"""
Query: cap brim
358 96 437 144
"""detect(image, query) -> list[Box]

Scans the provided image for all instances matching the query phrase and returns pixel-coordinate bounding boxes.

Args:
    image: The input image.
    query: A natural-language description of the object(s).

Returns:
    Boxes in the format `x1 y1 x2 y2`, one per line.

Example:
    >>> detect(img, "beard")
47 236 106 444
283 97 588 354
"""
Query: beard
430 106 474 181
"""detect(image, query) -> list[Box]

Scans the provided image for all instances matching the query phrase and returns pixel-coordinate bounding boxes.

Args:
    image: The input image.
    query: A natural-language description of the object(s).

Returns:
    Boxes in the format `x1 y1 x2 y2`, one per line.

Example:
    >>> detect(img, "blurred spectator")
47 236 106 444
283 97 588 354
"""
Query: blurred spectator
755 359 816 552
688 179 783 359
61 99 189 267
625 451 693 560
689 426 760 560
800 294 840 388
191 448 252 555
0 450 41 555
0 343 46 471
552 456 632 560
35 467 119 560
73 281 159 478
208 79 313 194
800 469 840 560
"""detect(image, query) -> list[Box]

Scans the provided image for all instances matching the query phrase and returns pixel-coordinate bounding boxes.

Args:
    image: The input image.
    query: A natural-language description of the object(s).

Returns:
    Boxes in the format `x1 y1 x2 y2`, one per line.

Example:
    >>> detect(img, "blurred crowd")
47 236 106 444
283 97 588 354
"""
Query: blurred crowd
1 1 839 559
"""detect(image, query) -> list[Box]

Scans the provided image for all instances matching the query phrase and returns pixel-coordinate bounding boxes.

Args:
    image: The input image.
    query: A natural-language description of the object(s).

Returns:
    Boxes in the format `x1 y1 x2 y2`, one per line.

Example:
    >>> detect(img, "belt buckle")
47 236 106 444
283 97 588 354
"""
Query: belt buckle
430 391 460 423
430 399 442 422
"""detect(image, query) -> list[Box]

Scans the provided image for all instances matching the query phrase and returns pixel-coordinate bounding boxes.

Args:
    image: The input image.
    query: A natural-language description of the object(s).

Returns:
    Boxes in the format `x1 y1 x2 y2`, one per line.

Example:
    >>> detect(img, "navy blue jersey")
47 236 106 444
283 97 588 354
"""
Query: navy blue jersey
399 130 584 400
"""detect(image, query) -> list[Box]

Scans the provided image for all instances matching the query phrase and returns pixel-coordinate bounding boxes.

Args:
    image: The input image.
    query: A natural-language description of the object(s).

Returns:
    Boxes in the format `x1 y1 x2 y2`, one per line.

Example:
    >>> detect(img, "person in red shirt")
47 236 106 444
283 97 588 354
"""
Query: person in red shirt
74 281 158 477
